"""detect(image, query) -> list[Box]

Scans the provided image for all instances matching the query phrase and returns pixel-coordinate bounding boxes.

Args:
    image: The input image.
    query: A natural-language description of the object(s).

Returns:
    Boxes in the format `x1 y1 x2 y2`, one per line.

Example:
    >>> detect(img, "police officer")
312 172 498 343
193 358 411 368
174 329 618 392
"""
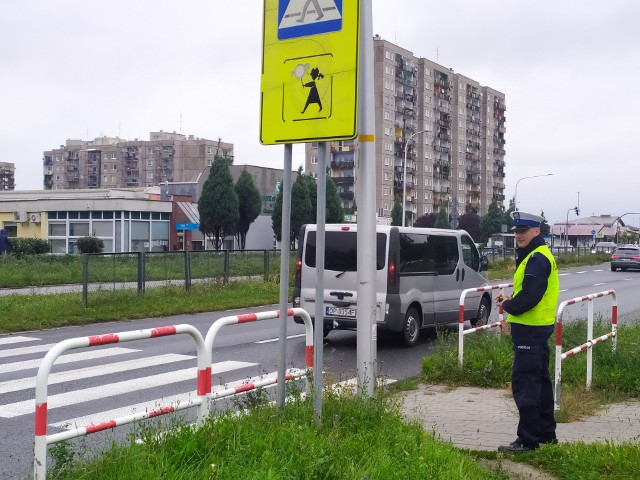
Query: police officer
496 211 559 453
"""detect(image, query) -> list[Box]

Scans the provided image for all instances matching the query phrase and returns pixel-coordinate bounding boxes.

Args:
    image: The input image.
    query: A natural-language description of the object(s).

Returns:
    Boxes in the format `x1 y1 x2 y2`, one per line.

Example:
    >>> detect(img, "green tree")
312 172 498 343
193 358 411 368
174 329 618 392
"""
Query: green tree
504 197 516 231
414 213 436 228
76 235 104 254
540 210 551 237
272 171 346 244
480 200 506 243
198 155 239 250
391 202 403 226
435 208 450 229
325 176 344 223
457 213 481 240
235 170 262 250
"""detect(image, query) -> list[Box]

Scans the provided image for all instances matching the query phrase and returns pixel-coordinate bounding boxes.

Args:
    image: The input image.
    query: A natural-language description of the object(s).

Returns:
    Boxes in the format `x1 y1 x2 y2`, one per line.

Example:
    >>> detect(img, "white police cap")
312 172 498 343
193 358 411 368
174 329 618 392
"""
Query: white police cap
510 211 544 230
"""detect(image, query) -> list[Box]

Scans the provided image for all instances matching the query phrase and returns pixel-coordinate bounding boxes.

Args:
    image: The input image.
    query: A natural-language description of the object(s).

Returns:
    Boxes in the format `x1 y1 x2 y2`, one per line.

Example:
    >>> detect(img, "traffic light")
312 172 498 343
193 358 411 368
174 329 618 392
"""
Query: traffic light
574 207 580 216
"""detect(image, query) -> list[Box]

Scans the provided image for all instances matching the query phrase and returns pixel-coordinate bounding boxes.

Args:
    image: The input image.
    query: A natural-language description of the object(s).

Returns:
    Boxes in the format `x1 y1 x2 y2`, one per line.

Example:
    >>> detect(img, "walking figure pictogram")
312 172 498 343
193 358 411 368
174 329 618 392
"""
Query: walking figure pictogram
297 0 324 23
301 67 324 114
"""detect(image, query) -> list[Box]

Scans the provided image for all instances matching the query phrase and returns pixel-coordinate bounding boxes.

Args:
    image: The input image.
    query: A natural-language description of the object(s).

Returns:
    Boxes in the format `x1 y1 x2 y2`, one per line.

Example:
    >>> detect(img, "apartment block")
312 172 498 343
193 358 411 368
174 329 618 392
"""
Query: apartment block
0 162 15 191
43 132 234 190
305 37 506 223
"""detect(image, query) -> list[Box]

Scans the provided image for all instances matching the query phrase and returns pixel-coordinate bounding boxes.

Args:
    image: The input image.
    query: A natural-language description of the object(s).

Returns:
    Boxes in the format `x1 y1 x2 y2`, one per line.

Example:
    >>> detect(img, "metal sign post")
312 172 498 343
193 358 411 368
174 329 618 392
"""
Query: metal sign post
356 0 376 398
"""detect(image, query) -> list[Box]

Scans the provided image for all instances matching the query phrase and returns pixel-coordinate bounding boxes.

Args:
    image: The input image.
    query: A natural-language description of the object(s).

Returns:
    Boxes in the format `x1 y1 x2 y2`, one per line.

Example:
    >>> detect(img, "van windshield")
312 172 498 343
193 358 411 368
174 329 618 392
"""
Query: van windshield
304 231 387 271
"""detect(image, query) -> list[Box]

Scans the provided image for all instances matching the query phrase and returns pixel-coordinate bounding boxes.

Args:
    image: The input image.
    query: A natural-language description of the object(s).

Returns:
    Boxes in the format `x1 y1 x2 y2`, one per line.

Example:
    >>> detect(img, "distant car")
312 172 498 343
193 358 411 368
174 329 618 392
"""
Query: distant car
592 241 617 254
551 245 574 254
610 246 640 271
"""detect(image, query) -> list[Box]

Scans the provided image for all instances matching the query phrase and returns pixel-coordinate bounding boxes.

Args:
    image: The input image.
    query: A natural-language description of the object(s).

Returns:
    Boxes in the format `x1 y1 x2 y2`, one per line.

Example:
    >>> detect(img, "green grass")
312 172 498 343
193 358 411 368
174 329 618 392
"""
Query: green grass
46 392 506 480
487 253 611 281
0 251 292 288
421 320 640 479
0 281 281 334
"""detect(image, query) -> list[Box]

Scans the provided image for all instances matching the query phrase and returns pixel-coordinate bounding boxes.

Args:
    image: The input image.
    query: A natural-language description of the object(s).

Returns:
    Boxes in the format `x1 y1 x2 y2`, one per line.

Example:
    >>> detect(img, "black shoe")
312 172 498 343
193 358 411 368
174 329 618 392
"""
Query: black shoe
498 440 537 453
539 437 558 445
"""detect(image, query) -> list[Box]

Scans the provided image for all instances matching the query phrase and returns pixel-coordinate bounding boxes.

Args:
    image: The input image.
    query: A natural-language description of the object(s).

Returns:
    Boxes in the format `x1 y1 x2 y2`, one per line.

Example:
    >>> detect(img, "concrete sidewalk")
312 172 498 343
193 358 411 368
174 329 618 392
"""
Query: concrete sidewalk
398 384 640 451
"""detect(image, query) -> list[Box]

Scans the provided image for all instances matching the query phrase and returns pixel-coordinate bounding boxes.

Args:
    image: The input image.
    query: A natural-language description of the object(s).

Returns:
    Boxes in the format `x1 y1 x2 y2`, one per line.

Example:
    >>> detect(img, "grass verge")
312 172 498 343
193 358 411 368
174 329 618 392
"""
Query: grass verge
421 320 640 478
0 280 281 334
46 391 506 480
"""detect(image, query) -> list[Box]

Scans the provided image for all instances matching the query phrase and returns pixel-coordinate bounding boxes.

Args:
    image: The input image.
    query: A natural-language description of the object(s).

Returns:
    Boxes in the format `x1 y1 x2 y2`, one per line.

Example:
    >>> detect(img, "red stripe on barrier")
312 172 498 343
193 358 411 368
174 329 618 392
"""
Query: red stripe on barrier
305 345 314 367
235 383 255 393
150 326 177 337
197 367 211 395
287 308 294 316
237 313 258 323
148 406 175 418
85 420 117 434
564 350 575 358
88 333 120 346
285 373 293 381
458 305 465 324
612 305 618 325
555 323 563 346
35 403 47 436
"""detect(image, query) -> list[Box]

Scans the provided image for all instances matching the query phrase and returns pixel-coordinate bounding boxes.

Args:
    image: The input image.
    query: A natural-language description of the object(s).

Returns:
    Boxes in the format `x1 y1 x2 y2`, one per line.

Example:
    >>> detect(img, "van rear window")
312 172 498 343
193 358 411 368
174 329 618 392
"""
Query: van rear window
304 231 387 271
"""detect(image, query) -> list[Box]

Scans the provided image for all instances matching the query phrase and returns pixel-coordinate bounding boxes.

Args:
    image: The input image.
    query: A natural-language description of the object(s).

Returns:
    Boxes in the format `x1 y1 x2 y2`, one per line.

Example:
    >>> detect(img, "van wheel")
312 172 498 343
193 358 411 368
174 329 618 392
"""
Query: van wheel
401 308 421 347
323 324 332 338
471 297 491 328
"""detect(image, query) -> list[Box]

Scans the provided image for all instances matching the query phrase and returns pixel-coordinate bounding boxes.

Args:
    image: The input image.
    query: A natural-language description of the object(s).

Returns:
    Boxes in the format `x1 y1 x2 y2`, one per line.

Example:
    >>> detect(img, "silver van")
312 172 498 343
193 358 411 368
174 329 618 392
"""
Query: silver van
292 224 491 346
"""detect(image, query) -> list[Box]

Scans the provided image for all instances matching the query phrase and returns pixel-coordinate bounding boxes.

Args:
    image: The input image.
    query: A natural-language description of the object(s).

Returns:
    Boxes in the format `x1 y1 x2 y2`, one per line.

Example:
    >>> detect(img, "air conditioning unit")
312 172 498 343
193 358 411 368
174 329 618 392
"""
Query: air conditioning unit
30 213 41 223
14 211 27 222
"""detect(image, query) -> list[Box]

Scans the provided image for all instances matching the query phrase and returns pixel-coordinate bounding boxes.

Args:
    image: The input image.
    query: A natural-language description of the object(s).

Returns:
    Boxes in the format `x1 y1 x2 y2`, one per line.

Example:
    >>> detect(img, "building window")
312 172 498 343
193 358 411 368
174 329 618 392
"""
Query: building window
384 188 390 196
384 157 390 166
384 172 389 181
111 153 117 160
147 160 154 167
148 148 154 155
311 156 318 164
112 165 117 170
147 172 154 179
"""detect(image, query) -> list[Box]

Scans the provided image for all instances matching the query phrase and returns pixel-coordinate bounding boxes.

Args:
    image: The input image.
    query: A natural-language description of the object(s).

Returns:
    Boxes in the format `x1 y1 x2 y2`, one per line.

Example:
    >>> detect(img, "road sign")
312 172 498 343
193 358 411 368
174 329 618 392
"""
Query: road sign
591 229 596 235
176 223 199 231
260 0 360 145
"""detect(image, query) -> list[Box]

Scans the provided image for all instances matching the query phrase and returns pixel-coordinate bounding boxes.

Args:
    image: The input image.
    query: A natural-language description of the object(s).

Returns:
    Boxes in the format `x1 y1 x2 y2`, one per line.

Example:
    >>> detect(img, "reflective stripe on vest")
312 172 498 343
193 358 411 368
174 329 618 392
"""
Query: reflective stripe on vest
509 245 559 326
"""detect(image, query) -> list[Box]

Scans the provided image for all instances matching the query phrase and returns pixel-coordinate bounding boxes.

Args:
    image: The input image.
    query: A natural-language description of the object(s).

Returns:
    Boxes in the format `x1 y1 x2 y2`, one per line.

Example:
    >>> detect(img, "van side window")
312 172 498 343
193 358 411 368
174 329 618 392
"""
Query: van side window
461 235 480 271
431 236 459 275
399 233 435 273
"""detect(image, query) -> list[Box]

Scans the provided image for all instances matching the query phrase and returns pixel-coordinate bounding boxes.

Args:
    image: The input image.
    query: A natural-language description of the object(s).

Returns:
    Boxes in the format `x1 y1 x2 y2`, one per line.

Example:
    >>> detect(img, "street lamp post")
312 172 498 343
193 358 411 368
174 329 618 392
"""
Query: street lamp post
402 129 429 227
514 173 554 210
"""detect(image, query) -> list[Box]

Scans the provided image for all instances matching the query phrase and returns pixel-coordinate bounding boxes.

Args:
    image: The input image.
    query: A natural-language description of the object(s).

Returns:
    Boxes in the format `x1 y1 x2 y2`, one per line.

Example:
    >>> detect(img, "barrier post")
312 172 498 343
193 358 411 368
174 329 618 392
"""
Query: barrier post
553 290 617 410
204 308 314 413
458 282 513 367
34 324 207 480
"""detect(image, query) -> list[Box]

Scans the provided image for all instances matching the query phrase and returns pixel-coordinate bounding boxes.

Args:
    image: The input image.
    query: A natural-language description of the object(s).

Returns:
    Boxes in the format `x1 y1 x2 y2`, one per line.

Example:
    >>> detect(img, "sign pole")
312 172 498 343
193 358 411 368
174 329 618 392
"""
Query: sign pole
313 142 327 426
356 0 377 398
277 143 292 409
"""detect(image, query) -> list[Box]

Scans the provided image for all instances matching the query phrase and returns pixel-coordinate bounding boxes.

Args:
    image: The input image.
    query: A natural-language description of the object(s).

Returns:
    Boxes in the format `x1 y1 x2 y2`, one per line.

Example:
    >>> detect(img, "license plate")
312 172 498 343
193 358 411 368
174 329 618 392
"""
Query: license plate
326 306 356 317
621 258 630 261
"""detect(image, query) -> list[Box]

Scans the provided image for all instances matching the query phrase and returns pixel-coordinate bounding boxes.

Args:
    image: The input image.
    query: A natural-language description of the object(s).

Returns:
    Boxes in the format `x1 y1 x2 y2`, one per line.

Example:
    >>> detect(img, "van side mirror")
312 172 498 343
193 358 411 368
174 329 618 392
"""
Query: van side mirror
480 255 489 272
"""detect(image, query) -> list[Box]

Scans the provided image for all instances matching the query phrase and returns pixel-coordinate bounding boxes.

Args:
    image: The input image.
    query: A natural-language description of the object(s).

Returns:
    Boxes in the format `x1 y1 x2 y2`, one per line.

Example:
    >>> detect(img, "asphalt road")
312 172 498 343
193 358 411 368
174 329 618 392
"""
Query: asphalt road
1 262 639 478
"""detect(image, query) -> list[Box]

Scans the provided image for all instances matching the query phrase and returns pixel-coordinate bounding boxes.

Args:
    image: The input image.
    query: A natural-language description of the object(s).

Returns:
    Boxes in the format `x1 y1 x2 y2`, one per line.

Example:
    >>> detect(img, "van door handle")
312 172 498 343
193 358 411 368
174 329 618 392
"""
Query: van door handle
456 269 460 281
461 268 465 281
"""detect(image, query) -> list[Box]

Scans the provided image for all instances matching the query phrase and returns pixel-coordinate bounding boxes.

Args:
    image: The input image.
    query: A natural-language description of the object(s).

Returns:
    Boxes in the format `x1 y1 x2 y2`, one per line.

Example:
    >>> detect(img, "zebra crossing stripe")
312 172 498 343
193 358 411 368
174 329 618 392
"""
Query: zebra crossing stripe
0 360 256 418
0 353 194 395
0 347 139 374
0 336 40 346
0 343 59 359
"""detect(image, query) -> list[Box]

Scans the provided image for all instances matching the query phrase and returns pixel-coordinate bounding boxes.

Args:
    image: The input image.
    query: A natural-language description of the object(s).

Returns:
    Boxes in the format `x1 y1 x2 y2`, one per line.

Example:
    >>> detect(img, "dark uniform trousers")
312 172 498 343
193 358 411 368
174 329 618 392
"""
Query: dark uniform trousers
510 322 556 448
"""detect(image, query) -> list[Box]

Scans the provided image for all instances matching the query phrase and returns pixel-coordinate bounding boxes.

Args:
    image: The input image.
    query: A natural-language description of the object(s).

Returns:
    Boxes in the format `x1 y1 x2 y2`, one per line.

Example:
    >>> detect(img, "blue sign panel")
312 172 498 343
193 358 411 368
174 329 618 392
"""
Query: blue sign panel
176 223 199 231
278 0 343 40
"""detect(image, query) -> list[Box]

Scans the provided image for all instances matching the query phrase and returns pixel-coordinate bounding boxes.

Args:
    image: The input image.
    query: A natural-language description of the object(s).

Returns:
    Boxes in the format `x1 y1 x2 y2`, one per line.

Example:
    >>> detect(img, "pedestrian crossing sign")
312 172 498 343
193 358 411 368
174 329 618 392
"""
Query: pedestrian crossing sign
260 0 360 145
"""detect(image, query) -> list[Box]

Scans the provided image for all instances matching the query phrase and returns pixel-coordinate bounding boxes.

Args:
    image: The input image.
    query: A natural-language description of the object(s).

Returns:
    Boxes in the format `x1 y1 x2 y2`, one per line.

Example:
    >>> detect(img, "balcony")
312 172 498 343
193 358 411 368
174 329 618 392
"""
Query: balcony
43 156 53 165
332 176 354 187
330 160 355 170
339 191 354 201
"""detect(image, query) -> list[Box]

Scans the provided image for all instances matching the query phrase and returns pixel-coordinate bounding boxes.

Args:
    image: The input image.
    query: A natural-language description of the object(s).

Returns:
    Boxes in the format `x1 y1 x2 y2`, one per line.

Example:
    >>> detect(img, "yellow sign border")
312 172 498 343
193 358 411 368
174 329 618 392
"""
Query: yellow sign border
260 0 360 145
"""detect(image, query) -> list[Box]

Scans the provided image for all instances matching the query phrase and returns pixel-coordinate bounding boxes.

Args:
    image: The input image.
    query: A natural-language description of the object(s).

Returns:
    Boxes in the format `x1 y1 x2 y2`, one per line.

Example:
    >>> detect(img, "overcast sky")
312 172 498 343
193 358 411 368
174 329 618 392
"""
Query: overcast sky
2 1 638 226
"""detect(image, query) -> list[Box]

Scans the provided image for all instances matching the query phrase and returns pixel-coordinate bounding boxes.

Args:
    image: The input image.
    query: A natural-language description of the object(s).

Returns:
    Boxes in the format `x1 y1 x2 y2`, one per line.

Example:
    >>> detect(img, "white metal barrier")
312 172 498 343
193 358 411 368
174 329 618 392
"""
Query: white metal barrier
458 283 513 366
553 290 617 410
33 308 314 480
203 308 314 409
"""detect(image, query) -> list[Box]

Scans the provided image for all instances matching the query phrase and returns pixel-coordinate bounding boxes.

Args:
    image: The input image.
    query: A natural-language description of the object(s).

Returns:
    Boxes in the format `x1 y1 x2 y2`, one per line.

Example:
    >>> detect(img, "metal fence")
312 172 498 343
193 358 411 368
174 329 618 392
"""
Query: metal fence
82 250 294 304
481 246 599 261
